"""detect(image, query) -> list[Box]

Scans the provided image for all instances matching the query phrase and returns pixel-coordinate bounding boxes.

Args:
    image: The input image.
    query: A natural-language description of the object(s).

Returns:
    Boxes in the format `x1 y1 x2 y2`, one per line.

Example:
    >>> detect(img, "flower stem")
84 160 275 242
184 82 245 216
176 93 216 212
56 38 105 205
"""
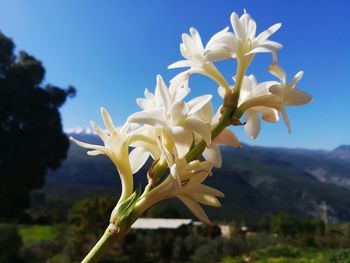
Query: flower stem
81 225 118 263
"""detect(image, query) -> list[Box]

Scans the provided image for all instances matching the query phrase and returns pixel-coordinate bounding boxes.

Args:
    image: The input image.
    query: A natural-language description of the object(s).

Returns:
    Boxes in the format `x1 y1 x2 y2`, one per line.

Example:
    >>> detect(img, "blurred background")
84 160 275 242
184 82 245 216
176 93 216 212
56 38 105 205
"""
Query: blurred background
0 0 350 262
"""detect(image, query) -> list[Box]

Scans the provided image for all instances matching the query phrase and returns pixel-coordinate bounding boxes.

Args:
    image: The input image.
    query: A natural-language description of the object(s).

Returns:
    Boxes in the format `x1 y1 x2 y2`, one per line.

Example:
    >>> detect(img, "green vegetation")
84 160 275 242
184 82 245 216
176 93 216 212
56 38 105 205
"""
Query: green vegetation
19 225 59 246
4 200 350 263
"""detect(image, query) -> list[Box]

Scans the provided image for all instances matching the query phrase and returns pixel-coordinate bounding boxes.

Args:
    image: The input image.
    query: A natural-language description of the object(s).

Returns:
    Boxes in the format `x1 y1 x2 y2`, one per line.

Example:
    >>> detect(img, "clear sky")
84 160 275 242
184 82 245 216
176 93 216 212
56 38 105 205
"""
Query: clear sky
0 0 349 150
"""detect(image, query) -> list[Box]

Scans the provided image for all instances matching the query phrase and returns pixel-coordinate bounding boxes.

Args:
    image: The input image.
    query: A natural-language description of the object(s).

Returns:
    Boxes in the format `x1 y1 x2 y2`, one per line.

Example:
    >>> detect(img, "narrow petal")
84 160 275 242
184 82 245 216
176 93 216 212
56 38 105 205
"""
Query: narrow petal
87 150 104 156
194 102 213 124
70 136 105 152
190 27 204 51
248 41 283 55
206 26 230 48
190 184 225 198
155 75 171 110
90 121 108 142
203 144 222 168
128 108 165 127
188 95 212 115
261 108 279 122
182 33 204 65
268 64 286 84
255 23 282 43
217 86 226 99
281 108 291 133
169 101 189 125
100 107 115 134
129 147 150 174
191 194 222 207
168 60 192 69
285 88 312 106
205 47 232 62
244 111 261 139
171 126 193 159
177 196 212 225
214 129 240 147
183 117 211 145
287 71 304 89
230 12 245 40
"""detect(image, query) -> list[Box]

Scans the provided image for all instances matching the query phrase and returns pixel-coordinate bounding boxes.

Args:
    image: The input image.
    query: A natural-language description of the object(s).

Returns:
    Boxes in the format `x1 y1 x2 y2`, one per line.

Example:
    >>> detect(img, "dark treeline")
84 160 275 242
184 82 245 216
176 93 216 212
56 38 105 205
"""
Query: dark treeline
0 31 75 219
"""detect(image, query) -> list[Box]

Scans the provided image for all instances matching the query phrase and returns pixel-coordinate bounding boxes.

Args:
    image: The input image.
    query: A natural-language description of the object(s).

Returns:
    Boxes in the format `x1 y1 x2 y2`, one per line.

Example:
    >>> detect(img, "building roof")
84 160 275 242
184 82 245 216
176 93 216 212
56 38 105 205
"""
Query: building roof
131 218 194 230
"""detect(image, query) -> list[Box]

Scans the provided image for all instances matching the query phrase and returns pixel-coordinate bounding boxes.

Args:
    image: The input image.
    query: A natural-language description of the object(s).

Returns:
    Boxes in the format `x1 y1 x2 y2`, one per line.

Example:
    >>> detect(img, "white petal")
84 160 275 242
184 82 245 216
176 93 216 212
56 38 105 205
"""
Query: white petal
261 108 279 122
190 184 225 198
90 121 108 142
281 108 291 133
287 71 304 89
177 196 211 225
170 126 193 159
191 194 221 207
248 41 283 55
70 136 105 152
100 107 115 134
87 150 104 156
169 101 189 125
205 47 232 62
155 75 171 110
168 60 192 69
217 86 226 99
244 110 261 139
206 27 230 48
268 64 286 84
194 102 213 124
183 117 211 145
127 108 165 127
214 129 240 147
203 144 222 168
190 27 204 51
144 88 154 99
129 147 150 174
136 97 156 110
169 72 191 102
188 95 212 115
285 88 312 106
255 23 281 43
182 33 204 65
230 12 245 40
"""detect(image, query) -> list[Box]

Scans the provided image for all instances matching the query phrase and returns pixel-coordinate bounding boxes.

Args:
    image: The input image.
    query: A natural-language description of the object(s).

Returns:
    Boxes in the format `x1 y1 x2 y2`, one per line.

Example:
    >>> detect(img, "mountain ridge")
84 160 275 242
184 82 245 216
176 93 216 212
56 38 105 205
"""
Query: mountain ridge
35 133 350 223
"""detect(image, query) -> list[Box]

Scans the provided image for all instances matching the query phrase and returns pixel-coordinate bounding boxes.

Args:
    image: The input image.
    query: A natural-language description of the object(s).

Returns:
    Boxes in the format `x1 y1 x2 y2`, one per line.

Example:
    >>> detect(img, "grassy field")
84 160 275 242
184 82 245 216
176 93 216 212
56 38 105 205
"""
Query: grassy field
19 225 59 245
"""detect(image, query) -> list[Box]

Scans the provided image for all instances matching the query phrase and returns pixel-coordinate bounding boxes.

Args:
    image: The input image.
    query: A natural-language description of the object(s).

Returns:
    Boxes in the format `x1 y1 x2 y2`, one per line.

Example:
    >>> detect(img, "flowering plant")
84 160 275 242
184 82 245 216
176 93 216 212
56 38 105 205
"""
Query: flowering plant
71 10 312 263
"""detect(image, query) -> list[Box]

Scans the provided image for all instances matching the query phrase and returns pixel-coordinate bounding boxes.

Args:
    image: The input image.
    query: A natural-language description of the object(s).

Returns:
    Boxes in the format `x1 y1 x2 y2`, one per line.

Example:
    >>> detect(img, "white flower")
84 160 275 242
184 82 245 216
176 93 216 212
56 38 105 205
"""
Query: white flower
238 75 280 139
268 64 313 132
168 27 230 92
135 145 224 225
206 10 282 60
236 66 312 135
70 108 135 201
128 75 212 158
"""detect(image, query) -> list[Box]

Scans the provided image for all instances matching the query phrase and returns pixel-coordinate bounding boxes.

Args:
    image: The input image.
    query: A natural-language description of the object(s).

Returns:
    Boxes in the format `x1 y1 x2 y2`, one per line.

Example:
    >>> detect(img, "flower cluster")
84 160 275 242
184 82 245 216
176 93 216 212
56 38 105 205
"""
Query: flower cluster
71 10 312 226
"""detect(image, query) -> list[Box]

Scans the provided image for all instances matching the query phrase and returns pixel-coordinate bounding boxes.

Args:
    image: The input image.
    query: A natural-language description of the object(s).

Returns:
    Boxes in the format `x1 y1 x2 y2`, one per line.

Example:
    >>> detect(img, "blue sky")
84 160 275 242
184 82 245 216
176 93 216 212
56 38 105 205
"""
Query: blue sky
0 0 349 150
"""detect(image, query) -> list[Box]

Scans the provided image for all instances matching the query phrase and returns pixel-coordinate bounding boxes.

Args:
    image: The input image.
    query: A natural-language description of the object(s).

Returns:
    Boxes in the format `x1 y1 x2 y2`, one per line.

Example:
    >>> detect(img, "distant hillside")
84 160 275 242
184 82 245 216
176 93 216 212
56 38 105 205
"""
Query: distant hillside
33 131 350 223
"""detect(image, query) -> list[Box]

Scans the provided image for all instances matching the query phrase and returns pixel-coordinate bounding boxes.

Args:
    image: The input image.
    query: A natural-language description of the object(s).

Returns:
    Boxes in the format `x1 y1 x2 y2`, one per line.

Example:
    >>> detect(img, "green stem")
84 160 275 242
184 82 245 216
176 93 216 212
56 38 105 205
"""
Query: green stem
81 225 118 263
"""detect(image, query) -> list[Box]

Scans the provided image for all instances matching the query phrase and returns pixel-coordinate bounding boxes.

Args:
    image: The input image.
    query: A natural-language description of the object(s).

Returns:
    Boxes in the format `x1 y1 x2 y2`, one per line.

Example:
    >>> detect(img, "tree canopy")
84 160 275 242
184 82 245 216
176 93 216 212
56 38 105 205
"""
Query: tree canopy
0 31 76 219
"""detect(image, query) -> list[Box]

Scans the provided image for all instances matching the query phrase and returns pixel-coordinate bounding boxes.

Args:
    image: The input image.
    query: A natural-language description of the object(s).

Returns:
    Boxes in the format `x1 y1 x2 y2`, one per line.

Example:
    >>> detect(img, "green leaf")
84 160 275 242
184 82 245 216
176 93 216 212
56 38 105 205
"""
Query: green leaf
112 185 142 226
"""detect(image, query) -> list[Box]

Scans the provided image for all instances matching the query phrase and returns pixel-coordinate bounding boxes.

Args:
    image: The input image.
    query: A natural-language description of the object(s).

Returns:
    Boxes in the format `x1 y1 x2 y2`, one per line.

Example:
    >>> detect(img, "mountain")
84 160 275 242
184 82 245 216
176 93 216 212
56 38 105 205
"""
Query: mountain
33 131 350 223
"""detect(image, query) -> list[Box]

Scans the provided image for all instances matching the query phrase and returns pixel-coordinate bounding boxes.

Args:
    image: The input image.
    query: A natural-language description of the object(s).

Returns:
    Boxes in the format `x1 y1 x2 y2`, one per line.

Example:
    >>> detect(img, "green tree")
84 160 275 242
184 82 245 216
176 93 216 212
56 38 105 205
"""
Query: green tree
68 197 117 261
0 32 75 219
